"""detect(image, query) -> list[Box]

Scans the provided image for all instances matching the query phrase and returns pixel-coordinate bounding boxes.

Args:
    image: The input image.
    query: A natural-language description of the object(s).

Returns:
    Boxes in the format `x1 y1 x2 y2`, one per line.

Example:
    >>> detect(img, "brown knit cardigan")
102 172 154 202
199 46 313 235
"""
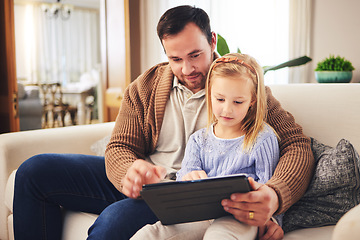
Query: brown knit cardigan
105 62 315 215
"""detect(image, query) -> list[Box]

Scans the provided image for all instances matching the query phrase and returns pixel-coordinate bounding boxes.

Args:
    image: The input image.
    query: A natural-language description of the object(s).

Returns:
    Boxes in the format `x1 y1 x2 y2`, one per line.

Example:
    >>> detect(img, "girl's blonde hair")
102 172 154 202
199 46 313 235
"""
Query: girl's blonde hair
205 53 267 152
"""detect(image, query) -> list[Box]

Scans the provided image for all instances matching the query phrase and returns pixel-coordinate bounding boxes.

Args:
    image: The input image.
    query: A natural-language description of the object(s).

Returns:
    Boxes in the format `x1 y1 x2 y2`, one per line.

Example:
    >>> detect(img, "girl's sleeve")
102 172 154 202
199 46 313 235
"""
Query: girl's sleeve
252 132 280 184
176 133 203 181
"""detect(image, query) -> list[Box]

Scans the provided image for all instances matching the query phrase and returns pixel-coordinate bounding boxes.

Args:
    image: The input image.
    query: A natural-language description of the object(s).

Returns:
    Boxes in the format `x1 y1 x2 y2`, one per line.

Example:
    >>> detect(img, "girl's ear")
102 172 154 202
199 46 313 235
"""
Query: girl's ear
248 98 256 112
250 98 256 107
248 101 254 111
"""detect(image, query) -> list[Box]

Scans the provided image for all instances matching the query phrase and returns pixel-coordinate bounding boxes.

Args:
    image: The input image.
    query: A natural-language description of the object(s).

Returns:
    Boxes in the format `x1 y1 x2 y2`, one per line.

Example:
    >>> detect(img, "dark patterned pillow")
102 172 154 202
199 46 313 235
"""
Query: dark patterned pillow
283 138 360 233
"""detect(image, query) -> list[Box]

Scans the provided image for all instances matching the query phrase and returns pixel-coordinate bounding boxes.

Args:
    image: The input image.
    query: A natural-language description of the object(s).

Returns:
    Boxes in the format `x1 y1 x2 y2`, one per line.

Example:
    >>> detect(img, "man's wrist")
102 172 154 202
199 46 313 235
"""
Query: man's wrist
266 177 291 215
266 184 280 215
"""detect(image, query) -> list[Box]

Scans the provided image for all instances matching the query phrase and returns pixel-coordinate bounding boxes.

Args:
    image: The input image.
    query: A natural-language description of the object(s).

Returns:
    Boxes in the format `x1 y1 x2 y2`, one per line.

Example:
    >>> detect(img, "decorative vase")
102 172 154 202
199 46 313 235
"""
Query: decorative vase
315 71 353 83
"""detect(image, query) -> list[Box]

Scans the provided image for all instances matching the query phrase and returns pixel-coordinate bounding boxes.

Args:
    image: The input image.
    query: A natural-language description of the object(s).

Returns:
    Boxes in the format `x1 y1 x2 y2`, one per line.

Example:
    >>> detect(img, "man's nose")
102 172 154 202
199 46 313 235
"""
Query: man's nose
182 60 194 75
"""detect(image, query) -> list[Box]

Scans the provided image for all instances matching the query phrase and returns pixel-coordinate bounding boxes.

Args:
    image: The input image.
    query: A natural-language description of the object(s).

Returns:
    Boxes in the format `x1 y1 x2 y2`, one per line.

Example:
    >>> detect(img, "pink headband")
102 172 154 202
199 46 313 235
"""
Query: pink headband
213 57 257 75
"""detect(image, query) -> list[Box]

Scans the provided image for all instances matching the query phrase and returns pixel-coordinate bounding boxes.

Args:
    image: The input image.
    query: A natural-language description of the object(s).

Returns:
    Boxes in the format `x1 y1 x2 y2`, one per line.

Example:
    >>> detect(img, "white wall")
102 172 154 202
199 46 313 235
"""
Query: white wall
311 0 360 83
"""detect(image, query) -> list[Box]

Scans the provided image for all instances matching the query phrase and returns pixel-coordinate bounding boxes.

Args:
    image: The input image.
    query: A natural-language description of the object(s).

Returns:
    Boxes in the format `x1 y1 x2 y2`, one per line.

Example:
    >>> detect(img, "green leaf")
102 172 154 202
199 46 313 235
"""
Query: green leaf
263 56 312 74
216 34 230 56
216 34 312 75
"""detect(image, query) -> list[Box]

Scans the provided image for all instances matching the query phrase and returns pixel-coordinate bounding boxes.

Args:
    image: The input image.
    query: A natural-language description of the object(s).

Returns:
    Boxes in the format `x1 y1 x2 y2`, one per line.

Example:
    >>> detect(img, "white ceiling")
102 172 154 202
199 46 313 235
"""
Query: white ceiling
65 0 99 9
16 0 100 9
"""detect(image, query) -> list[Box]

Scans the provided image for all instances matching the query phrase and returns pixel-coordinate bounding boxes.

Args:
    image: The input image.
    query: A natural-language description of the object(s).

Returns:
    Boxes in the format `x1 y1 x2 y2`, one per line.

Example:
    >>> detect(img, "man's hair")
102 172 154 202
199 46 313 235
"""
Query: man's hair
157 5 212 45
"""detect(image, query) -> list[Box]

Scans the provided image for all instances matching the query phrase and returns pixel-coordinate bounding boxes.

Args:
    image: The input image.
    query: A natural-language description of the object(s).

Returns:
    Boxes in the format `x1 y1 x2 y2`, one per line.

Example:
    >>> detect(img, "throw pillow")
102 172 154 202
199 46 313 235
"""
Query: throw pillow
17 82 26 99
282 138 360 233
90 135 111 156
25 86 40 99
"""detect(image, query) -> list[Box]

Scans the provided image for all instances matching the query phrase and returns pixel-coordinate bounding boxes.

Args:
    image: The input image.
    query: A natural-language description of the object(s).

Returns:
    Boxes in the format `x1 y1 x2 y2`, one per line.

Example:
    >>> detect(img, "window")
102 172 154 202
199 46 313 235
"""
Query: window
14 3 100 85
209 0 289 84
141 0 290 84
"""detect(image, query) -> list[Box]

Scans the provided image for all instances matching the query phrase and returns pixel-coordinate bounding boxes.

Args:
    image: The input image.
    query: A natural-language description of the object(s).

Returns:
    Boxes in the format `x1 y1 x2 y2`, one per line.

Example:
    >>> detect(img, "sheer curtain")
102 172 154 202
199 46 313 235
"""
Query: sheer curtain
140 0 310 84
14 3 100 85
209 0 289 84
289 0 312 83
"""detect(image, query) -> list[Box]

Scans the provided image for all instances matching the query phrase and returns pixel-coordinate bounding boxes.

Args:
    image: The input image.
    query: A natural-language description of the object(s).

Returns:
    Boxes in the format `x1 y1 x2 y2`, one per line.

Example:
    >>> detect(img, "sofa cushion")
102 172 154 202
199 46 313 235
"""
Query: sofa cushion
283 225 334 240
283 138 360 233
332 204 360 240
62 211 98 240
25 86 40 99
17 82 26 99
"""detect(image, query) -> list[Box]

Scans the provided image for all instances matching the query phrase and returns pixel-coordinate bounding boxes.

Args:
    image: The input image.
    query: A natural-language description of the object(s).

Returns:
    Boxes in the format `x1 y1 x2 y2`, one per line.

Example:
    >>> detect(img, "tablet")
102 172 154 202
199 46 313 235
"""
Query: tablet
140 174 250 225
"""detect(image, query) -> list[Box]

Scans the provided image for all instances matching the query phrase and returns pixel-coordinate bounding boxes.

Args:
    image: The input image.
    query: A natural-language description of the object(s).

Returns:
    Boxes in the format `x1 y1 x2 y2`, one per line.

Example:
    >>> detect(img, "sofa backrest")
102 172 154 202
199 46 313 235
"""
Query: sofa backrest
269 83 360 152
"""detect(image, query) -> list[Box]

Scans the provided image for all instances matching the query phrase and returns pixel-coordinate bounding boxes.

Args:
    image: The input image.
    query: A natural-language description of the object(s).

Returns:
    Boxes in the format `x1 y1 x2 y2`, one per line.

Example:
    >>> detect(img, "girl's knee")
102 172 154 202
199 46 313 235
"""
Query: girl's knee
204 216 257 240
131 222 160 240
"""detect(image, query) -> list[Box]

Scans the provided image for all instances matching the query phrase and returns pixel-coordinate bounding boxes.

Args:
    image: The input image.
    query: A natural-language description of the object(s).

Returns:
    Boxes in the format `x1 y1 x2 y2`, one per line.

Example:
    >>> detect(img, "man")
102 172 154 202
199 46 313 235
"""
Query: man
13 5 314 240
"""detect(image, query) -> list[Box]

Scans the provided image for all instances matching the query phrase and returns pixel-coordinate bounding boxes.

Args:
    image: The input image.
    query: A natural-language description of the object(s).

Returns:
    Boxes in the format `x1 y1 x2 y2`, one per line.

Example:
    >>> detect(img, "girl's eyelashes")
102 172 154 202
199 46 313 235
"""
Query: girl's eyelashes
215 98 243 104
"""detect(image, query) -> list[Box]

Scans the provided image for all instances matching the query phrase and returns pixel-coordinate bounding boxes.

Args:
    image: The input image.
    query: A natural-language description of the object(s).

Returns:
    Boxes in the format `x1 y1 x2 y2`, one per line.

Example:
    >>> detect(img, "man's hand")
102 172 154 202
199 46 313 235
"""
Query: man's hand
257 220 284 240
182 170 208 181
121 159 166 198
221 177 279 226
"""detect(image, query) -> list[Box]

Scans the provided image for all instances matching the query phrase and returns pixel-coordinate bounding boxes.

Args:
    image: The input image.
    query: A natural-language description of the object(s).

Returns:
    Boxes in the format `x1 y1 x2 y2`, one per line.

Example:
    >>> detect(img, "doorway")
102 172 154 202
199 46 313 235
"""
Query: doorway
14 0 102 130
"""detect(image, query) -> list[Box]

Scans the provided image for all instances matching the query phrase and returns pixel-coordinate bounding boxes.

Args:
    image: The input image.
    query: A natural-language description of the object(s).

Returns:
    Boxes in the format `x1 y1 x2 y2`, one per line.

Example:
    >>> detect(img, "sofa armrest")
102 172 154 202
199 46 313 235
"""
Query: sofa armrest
332 204 360 240
0 122 114 175
0 122 114 240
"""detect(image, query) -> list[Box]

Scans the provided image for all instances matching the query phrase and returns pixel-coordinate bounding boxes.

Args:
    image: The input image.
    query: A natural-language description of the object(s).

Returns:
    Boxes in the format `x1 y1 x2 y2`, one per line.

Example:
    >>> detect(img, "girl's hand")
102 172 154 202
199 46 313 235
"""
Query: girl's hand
121 159 166 199
182 170 208 181
257 220 284 240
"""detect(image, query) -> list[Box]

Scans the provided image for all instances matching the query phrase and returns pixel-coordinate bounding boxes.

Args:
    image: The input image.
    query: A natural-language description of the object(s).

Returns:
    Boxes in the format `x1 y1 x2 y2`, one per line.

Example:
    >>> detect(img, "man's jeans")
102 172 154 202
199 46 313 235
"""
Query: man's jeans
13 153 158 240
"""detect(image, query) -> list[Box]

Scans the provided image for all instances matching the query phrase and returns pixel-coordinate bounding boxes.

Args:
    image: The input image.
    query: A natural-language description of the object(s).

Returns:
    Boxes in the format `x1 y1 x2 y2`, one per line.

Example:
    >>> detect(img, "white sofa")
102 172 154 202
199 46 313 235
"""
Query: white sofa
1 83 360 240
17 83 42 131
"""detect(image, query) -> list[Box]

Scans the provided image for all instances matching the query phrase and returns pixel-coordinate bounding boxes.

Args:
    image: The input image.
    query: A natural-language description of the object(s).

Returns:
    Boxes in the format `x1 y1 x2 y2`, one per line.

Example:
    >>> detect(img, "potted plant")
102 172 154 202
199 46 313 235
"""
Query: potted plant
216 34 312 74
315 55 355 83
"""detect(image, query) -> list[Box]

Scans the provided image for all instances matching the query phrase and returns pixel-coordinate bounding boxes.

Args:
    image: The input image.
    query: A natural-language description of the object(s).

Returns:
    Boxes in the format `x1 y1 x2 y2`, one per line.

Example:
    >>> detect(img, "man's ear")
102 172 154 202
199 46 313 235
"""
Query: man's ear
211 32 217 52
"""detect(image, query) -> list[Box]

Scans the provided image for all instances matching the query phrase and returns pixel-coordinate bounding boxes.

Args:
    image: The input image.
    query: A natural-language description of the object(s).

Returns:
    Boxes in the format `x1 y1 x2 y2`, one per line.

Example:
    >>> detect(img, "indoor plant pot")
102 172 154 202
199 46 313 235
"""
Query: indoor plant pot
315 71 353 83
315 55 355 83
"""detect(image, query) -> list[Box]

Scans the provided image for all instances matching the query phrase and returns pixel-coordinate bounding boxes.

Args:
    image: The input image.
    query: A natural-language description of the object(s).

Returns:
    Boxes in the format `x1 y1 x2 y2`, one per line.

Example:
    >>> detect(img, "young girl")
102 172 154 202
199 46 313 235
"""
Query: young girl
131 53 282 240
